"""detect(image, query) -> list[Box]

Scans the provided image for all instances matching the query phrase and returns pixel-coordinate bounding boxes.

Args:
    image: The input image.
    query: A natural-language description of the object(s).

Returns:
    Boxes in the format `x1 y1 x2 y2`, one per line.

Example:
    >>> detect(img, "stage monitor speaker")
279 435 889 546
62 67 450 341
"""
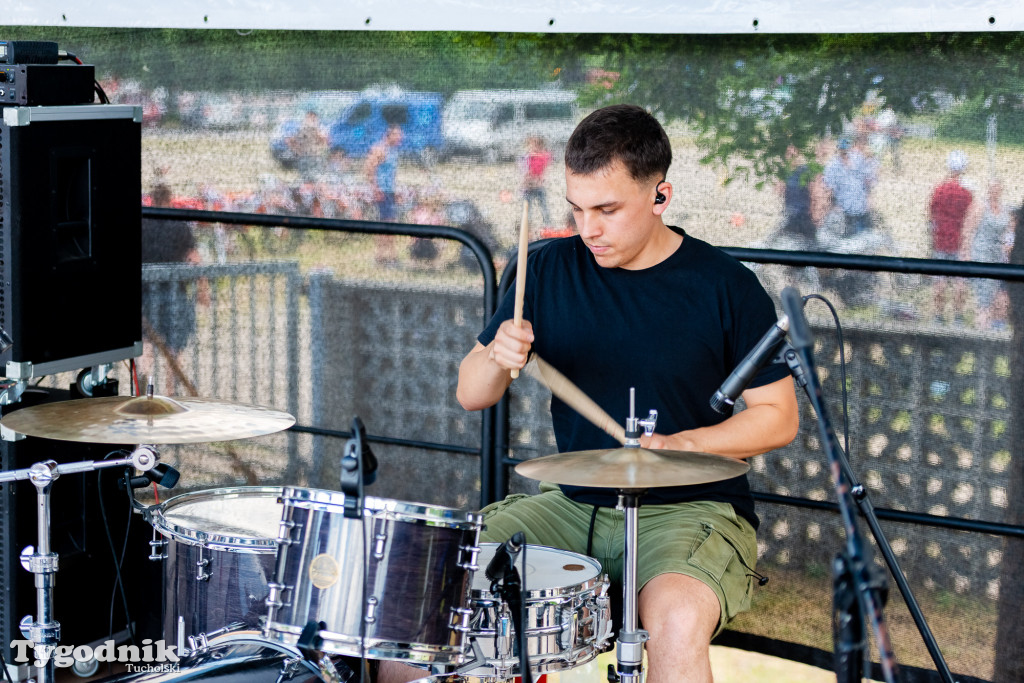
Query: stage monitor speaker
0 386 160 679
0 105 143 380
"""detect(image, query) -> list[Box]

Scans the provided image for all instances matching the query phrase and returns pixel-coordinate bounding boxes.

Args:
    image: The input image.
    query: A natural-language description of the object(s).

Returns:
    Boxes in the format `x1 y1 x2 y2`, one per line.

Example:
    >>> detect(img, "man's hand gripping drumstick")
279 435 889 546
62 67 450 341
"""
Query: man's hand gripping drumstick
456 202 534 411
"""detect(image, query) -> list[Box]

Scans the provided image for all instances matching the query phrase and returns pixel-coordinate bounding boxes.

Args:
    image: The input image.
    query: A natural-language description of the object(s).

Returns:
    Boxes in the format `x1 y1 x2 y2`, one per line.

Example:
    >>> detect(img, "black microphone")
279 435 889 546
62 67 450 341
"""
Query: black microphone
710 314 790 413
485 531 526 583
781 286 813 351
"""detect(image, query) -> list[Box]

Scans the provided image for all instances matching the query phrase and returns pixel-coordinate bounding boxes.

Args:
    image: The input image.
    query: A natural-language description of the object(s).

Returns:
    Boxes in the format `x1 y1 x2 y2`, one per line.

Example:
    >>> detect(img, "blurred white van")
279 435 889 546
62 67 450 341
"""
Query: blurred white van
441 90 579 163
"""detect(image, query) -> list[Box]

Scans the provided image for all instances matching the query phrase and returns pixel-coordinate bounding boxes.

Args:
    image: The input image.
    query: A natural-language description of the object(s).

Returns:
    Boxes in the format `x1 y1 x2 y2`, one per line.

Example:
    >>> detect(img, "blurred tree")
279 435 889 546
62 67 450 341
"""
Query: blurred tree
529 32 1024 185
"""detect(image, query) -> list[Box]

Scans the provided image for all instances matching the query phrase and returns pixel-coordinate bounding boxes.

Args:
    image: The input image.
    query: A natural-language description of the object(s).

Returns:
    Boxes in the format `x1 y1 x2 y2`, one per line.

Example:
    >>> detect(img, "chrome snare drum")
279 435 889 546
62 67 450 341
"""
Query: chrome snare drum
147 486 283 645
461 544 612 679
265 487 482 665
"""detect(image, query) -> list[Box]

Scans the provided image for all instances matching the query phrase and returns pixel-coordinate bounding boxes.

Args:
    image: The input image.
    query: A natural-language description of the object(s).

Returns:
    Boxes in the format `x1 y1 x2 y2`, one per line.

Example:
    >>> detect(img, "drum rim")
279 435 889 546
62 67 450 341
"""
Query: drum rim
281 486 483 528
148 485 283 549
472 542 606 598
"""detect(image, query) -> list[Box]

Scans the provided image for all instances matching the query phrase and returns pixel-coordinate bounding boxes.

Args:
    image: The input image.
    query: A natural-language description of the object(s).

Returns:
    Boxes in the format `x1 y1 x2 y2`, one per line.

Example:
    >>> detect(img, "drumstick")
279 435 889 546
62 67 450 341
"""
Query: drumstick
511 200 530 379
524 355 627 445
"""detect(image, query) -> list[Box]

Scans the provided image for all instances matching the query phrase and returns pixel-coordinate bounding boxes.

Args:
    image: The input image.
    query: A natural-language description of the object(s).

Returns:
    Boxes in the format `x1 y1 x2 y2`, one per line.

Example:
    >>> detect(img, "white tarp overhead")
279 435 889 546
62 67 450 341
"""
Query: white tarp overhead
6 1 1019 33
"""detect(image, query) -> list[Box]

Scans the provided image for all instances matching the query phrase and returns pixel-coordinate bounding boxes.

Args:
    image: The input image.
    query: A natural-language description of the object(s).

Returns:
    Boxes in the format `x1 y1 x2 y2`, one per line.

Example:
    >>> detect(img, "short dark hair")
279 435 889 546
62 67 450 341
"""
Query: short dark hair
565 104 671 182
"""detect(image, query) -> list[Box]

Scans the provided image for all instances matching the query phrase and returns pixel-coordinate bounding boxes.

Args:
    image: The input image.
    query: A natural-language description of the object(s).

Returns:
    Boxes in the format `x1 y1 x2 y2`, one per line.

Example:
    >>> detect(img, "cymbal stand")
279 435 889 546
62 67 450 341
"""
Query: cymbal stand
615 390 657 683
0 446 159 683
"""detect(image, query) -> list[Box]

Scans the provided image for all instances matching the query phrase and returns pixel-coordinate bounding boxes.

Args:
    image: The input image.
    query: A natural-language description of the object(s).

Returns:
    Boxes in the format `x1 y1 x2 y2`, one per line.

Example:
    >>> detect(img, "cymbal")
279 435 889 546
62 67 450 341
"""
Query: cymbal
515 446 749 489
0 395 296 444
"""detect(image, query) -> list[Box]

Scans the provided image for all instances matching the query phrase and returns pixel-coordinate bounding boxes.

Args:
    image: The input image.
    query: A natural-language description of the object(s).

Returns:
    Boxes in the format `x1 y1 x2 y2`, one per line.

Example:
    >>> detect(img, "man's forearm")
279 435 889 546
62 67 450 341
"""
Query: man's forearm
456 343 514 412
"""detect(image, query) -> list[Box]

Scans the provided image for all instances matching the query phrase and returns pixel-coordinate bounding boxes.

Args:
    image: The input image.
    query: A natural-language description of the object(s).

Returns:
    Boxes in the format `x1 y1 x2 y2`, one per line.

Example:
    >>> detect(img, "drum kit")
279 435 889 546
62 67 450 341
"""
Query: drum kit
0 386 747 683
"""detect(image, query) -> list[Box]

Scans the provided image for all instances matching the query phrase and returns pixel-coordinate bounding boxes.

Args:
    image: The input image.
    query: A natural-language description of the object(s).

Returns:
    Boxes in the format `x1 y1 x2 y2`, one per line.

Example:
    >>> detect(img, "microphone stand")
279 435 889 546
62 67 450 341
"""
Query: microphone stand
780 287 902 683
339 416 378 683
779 287 959 683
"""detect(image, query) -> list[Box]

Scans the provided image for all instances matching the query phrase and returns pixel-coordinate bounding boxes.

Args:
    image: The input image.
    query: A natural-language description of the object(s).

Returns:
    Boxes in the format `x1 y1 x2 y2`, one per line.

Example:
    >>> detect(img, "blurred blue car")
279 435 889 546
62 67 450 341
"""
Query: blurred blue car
328 88 444 166
271 88 444 169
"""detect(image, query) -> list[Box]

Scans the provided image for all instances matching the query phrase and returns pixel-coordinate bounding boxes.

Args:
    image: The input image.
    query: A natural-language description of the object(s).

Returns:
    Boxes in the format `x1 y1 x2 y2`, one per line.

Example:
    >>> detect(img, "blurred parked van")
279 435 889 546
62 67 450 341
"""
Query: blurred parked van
442 90 579 163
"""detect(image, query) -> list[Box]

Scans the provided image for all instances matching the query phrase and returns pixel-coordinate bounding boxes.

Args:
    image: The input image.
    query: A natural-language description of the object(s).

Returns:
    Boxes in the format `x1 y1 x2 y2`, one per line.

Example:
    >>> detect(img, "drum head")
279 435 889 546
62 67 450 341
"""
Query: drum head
472 543 603 596
150 486 282 550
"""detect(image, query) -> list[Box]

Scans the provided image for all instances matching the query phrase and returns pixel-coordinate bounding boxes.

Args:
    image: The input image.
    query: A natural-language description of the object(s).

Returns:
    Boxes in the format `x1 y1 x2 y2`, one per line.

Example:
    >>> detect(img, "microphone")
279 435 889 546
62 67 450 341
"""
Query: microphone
343 416 378 485
485 531 526 583
710 314 790 414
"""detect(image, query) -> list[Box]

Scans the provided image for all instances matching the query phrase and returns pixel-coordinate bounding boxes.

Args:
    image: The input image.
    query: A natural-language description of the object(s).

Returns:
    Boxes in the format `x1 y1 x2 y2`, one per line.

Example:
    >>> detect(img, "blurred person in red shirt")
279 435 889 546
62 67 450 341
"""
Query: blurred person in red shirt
928 150 973 324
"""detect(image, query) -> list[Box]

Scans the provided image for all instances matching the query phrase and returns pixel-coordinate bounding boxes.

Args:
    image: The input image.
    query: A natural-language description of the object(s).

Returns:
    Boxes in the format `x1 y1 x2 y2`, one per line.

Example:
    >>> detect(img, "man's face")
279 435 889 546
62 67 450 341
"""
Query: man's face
565 161 665 270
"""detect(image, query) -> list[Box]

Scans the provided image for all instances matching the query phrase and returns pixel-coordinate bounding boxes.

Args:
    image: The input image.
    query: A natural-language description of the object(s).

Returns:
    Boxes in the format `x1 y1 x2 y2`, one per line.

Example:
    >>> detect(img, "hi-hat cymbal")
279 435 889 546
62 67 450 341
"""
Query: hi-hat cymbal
0 395 296 444
515 446 749 489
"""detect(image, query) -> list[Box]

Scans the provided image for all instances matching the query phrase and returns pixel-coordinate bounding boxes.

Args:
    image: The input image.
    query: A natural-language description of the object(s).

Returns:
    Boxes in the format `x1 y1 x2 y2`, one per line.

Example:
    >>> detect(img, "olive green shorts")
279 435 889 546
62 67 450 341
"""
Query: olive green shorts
479 482 758 635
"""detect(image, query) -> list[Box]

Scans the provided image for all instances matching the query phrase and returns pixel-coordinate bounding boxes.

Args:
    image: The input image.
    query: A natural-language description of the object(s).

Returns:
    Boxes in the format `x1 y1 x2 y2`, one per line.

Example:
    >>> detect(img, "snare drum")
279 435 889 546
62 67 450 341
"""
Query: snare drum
147 487 283 645
265 487 482 665
460 544 612 679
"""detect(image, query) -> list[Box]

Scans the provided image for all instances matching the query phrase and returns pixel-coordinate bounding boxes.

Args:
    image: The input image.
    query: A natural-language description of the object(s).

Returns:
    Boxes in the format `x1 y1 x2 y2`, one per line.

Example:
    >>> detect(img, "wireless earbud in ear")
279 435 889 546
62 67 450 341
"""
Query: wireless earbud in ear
654 179 667 204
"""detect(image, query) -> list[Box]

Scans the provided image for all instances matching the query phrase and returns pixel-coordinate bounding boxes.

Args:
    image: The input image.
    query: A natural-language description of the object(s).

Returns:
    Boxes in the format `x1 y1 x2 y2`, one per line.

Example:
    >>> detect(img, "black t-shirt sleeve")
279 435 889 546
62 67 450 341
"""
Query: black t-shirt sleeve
730 271 792 390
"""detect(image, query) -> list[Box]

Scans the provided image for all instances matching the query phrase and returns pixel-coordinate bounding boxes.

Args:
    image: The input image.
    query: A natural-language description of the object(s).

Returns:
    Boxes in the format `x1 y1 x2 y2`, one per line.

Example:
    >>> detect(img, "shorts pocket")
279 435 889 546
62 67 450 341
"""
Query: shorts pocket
689 522 755 621
688 522 735 583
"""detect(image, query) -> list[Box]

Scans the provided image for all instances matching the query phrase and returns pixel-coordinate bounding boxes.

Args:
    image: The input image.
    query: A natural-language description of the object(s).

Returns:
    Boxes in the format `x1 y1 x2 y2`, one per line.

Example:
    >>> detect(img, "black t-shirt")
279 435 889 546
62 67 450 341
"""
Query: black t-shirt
479 227 789 529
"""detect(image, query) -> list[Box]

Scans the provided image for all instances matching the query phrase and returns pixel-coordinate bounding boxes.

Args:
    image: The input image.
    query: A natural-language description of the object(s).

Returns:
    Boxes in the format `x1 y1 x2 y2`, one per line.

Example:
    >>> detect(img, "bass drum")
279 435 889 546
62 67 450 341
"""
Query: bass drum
92 633 351 683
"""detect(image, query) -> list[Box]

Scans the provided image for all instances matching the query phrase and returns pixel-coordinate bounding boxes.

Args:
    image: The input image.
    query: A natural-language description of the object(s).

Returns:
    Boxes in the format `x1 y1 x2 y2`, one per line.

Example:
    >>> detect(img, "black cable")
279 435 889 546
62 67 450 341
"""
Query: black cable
802 293 852 459
97 450 137 647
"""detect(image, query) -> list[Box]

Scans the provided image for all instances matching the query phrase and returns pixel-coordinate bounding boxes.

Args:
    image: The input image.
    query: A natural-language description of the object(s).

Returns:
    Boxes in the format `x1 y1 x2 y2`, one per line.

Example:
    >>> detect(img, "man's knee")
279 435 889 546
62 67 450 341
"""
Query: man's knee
640 573 721 643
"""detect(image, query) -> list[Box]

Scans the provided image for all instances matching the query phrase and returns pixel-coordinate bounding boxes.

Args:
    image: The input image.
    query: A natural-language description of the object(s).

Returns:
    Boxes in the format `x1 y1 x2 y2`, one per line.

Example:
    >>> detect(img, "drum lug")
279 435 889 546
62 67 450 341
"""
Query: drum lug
148 528 167 560
148 539 167 561
449 606 474 633
364 595 379 624
373 531 388 559
266 582 292 611
196 548 211 581
277 518 302 546
458 543 480 571
187 632 210 656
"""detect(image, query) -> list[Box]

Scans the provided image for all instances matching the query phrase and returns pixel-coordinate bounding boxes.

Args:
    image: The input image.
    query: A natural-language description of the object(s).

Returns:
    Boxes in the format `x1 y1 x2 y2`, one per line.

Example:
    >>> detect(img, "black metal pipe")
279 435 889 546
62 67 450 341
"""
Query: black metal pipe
288 423 480 456
725 246 1024 280
754 491 1024 538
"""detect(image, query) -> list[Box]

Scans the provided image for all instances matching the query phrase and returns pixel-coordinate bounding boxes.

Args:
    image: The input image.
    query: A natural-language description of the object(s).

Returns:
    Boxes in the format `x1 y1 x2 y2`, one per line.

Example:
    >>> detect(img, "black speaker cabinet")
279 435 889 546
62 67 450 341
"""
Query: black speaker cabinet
0 105 142 380
0 387 160 678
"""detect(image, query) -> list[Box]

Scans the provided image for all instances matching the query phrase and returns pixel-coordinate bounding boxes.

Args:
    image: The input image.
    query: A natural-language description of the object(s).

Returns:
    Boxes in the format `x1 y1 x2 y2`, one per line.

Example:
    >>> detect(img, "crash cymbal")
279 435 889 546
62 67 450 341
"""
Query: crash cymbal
515 446 749 489
0 394 296 444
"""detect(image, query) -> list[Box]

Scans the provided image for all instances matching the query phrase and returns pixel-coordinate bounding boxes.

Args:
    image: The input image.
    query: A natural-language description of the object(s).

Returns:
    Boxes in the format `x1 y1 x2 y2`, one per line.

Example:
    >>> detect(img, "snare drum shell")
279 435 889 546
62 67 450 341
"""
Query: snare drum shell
266 488 482 665
149 487 282 644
